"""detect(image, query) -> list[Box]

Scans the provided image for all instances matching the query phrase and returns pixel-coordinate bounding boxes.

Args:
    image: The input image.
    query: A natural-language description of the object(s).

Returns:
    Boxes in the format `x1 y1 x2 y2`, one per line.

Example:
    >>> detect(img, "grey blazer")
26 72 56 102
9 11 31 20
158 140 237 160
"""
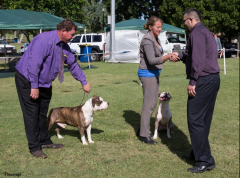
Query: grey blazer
139 31 164 70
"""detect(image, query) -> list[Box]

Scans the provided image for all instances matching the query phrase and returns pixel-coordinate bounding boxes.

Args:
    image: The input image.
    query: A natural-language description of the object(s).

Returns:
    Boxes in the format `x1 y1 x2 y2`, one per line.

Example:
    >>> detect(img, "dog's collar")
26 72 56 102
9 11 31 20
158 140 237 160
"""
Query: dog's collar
75 93 94 112
75 92 88 112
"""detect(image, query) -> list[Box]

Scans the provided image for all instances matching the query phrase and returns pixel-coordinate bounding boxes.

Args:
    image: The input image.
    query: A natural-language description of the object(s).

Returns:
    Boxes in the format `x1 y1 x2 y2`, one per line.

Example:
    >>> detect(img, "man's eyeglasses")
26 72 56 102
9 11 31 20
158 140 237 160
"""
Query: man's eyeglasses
182 18 190 23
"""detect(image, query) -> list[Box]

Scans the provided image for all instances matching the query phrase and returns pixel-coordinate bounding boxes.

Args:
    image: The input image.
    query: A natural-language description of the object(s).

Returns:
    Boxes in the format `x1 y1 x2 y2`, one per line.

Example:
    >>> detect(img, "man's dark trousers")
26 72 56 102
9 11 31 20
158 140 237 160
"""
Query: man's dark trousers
15 71 53 152
187 73 220 166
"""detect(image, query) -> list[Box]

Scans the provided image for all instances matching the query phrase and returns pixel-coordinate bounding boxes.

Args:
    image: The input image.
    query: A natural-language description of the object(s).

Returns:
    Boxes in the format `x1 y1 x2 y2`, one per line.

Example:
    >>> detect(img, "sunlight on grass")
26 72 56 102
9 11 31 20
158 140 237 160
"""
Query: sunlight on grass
0 59 239 177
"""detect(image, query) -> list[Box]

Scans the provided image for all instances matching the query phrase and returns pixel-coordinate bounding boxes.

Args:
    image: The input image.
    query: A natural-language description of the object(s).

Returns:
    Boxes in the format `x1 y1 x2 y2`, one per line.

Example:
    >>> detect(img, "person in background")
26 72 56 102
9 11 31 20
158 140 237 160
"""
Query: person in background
175 8 220 173
137 16 179 145
15 19 90 158
214 33 222 52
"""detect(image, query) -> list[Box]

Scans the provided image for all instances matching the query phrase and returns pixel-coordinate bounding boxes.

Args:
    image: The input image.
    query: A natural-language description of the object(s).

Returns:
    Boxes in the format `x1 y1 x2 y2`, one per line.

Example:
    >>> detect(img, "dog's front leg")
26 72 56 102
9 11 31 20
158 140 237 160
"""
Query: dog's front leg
153 120 160 139
78 126 88 145
167 122 171 138
86 124 94 143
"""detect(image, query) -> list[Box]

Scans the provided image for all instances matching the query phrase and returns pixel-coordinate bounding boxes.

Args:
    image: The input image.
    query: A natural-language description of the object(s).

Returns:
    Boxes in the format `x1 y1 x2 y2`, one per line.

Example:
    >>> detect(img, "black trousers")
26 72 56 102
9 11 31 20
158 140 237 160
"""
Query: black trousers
15 71 53 152
187 73 220 166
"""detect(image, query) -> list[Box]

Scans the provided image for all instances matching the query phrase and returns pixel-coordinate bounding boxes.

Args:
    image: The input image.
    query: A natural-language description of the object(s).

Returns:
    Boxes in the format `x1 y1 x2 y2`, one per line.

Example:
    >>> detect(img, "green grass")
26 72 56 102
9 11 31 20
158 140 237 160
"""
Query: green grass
0 58 239 177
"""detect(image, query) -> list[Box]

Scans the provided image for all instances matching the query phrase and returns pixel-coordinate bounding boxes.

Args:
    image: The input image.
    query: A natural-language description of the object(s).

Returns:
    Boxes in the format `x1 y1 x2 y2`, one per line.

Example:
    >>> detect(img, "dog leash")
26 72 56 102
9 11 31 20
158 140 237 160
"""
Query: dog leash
75 92 88 112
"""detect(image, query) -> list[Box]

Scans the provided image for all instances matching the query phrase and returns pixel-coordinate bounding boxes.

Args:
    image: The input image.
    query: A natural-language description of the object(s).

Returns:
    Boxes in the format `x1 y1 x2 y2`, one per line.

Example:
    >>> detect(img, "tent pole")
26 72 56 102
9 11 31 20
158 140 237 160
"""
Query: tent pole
85 28 90 69
110 0 115 61
40 27 42 34
4 44 7 71
223 48 226 75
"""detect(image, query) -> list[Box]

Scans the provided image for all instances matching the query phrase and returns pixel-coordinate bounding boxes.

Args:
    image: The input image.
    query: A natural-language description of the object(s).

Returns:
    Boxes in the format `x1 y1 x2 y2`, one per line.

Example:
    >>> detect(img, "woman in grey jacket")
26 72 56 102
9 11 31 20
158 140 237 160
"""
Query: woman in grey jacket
138 16 179 144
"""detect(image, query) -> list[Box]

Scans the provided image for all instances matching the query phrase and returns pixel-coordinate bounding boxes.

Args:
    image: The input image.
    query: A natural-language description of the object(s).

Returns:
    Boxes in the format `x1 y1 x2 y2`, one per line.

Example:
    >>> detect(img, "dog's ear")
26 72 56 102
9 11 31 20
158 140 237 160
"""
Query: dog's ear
91 95 97 108
167 93 172 99
91 95 99 108
158 93 160 97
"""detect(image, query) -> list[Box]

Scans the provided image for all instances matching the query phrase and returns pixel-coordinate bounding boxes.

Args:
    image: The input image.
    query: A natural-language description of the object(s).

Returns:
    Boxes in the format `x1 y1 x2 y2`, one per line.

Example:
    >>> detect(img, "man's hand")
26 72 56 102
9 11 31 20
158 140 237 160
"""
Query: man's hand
170 52 180 62
30 88 39 100
83 83 91 93
187 85 196 97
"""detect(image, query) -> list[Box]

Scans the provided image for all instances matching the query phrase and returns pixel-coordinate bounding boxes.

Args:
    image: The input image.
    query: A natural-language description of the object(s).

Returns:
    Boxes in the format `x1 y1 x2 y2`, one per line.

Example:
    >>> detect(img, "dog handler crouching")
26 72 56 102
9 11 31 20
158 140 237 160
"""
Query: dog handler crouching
15 19 90 158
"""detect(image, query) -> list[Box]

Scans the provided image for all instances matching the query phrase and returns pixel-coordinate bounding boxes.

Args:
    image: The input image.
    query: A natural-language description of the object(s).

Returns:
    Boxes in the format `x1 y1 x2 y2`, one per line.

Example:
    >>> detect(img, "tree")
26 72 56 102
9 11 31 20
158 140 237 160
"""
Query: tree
83 0 109 32
104 0 163 22
160 0 239 39
1 0 88 42
0 30 8 39
104 0 239 39
2 0 88 22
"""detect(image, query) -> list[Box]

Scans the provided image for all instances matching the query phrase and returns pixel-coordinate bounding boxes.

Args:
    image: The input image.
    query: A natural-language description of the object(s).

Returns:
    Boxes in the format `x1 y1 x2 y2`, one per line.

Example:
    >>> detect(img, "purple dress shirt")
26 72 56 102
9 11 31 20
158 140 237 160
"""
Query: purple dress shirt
16 30 87 88
178 22 220 86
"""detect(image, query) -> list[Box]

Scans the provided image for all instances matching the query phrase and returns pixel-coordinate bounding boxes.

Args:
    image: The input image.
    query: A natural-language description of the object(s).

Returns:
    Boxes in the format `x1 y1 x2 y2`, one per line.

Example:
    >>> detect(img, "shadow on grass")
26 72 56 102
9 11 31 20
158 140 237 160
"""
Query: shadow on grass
123 110 194 166
48 125 104 142
157 126 194 166
123 110 141 135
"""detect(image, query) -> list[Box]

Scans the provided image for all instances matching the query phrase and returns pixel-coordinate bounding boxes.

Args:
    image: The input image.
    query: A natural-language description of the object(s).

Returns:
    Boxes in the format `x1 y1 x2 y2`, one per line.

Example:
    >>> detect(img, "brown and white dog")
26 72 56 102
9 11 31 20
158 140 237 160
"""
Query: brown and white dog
153 92 174 139
47 95 109 145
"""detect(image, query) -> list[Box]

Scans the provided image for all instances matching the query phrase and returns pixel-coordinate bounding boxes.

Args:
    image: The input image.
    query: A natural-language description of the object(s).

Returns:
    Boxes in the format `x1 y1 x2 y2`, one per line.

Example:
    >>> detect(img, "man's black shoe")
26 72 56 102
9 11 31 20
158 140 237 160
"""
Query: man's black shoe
188 164 215 173
182 155 195 161
139 137 157 144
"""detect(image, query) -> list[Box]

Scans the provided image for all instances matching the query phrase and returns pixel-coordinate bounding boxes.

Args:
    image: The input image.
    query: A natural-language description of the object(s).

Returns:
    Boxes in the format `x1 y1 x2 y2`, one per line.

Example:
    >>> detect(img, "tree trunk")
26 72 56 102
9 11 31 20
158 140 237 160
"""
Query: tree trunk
17 30 21 43
20 30 31 43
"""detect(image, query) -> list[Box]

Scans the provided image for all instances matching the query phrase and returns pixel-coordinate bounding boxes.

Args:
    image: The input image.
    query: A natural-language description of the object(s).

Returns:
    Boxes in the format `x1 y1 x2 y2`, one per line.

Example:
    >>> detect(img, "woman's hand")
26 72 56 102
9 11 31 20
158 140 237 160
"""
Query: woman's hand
170 52 180 62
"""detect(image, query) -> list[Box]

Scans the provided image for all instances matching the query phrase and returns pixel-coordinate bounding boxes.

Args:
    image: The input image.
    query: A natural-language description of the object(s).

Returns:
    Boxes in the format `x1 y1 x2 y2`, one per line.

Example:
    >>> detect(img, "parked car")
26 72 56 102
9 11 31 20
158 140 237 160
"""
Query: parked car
68 33 106 61
20 42 78 57
223 42 238 58
158 32 186 54
223 42 238 50
19 42 29 54
0 39 17 54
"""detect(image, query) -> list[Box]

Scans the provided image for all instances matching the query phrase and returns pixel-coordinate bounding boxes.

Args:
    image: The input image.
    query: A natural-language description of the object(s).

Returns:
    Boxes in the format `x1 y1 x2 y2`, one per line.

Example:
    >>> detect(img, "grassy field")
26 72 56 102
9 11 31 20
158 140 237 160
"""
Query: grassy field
0 58 239 177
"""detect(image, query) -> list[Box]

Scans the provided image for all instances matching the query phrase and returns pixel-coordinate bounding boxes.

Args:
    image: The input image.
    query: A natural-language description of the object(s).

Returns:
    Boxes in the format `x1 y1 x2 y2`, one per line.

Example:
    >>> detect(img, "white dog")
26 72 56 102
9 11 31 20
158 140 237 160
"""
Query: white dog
153 92 174 139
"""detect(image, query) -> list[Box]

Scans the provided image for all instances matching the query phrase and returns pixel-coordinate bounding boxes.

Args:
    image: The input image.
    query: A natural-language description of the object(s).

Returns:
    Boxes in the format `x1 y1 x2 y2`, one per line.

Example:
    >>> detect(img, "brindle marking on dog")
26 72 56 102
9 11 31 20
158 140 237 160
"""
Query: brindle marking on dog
46 95 108 145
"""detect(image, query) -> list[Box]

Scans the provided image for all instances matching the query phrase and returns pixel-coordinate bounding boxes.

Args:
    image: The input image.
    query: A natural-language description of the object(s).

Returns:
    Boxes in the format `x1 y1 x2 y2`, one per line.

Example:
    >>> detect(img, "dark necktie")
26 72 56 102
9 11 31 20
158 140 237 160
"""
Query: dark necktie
58 44 64 83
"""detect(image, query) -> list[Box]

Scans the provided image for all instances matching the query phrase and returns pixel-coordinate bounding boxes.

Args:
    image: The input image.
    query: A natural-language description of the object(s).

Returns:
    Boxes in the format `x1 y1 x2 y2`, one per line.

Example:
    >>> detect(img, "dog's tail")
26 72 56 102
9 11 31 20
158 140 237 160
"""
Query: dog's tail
46 109 55 130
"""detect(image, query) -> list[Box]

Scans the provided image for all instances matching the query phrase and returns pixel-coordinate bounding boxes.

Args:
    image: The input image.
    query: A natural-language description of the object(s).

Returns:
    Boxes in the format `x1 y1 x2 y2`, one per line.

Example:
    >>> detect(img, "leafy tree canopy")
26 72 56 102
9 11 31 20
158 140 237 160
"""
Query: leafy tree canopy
1 0 88 41
104 0 239 37
2 0 88 22
83 0 109 33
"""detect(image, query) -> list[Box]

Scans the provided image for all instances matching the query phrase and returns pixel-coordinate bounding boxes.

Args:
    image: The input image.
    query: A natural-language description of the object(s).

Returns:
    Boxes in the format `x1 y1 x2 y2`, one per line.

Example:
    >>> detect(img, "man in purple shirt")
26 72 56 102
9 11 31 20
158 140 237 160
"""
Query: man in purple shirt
175 9 220 173
15 19 91 158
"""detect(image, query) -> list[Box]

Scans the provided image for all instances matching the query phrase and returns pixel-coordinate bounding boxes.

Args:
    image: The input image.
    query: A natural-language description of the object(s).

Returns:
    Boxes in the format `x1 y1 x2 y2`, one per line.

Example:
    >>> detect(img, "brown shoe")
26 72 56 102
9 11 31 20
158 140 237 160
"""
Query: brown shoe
41 143 63 149
31 150 47 158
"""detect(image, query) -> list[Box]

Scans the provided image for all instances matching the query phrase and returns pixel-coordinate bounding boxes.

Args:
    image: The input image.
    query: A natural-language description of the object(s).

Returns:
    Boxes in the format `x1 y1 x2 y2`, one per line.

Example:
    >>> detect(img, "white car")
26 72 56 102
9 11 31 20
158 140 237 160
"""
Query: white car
19 42 29 54
0 39 17 54
68 33 106 61
159 32 186 54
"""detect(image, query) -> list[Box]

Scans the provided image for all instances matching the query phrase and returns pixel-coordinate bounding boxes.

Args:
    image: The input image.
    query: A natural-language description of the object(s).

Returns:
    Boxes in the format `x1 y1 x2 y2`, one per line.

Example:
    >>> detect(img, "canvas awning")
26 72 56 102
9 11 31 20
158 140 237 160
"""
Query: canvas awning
105 18 185 34
0 9 85 30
